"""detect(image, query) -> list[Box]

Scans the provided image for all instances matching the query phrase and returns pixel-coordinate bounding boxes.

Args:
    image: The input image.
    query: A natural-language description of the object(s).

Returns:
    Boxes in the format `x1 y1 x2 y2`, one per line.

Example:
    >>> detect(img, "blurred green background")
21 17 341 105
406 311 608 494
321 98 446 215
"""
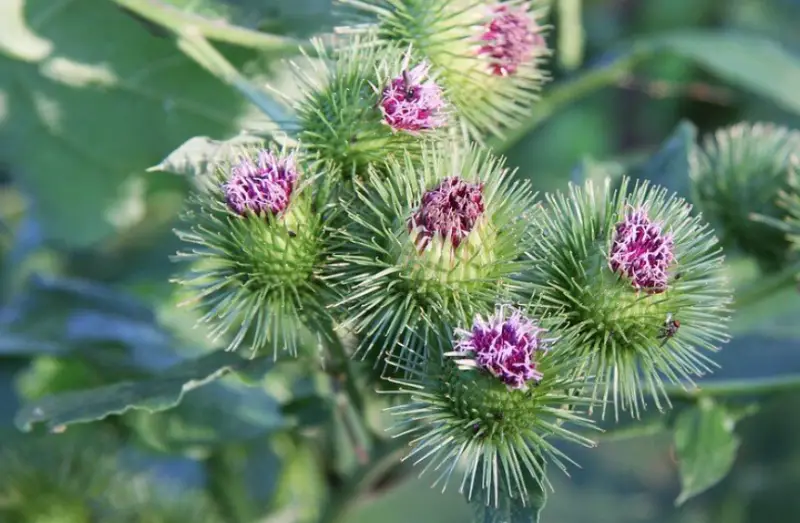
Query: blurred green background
2 0 800 522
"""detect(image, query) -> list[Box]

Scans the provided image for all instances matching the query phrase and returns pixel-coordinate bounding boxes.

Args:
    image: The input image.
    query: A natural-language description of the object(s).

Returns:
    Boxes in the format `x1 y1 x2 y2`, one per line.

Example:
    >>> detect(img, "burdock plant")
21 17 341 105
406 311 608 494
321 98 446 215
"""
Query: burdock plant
173 144 335 356
690 122 800 271
329 141 538 372
338 0 551 139
386 304 595 505
525 177 732 418
24 1 799 523
282 32 451 188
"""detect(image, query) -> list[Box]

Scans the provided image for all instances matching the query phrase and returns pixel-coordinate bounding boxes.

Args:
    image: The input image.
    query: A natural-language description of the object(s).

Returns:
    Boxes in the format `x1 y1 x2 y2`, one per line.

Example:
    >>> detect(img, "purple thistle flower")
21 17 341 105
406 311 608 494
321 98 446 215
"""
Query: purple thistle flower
478 3 544 77
379 62 446 133
455 307 551 391
608 206 675 293
408 176 485 250
223 150 298 217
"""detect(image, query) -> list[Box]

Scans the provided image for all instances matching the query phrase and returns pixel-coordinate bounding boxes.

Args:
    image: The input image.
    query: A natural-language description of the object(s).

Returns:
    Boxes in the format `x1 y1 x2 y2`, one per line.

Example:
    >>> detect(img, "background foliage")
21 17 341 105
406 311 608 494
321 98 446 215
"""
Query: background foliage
2 0 800 522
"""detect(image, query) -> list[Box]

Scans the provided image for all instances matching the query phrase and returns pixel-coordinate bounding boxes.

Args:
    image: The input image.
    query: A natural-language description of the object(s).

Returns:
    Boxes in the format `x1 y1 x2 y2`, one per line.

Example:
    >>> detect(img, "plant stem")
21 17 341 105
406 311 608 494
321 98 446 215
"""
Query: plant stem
664 374 800 400
488 50 649 153
318 439 409 523
112 0 306 52
732 259 800 311
323 325 367 417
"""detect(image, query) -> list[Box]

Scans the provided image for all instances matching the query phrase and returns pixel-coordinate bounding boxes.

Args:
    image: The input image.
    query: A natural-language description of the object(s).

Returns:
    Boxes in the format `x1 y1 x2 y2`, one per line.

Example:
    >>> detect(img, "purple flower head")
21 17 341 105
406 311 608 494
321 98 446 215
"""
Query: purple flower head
455 307 551 391
223 150 298 217
609 206 675 293
379 62 446 133
478 3 544 77
409 176 485 250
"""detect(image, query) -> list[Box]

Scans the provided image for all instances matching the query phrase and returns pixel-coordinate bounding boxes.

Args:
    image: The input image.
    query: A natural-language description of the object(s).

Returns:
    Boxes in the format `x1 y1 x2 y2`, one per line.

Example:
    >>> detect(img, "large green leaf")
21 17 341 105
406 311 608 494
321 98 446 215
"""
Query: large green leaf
646 31 800 116
0 0 250 247
631 120 697 198
673 398 740 506
14 350 274 431
495 31 800 153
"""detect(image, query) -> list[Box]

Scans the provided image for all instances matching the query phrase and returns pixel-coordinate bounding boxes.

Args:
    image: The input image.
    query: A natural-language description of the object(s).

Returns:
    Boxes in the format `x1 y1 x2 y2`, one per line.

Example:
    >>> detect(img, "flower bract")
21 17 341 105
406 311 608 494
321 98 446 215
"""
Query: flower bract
283 33 451 189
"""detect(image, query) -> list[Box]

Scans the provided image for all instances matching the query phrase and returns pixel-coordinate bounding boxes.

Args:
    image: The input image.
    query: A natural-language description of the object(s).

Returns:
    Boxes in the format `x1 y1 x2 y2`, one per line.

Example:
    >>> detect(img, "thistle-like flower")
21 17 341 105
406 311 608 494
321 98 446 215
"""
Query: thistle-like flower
379 62 446 132
608 206 675 293
337 0 550 140
525 177 732 418
386 305 595 506
453 306 551 390
173 144 334 356
690 122 800 271
330 141 538 373
223 150 297 216
479 3 545 77
283 33 450 188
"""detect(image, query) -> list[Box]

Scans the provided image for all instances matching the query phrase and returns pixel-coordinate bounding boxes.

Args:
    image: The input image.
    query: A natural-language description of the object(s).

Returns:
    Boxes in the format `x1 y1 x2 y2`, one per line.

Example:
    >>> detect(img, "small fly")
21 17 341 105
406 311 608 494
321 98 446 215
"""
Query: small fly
659 313 680 345
402 70 415 99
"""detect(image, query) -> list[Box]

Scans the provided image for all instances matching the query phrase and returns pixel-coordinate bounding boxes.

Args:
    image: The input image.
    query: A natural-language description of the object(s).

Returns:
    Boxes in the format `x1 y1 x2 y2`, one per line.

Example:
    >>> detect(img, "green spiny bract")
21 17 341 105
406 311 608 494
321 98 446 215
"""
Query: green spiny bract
385 306 596 506
690 122 800 272
526 177 732 419
328 141 538 373
284 32 451 190
173 144 335 357
337 0 551 140
778 170 800 256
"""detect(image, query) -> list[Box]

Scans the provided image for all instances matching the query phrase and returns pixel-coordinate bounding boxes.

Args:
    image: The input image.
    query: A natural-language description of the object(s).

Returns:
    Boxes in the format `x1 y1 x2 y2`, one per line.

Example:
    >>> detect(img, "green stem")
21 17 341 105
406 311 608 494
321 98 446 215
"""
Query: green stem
112 0 307 52
488 50 649 153
732 259 800 310
323 325 367 417
664 374 800 400
318 439 409 523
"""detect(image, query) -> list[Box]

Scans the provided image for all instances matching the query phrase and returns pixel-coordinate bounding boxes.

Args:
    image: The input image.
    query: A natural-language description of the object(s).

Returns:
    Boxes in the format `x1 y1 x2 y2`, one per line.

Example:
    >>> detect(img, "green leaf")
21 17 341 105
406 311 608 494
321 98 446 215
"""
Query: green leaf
673 398 740 506
631 119 697 198
127 376 285 452
14 350 274 432
494 31 800 153
113 0 307 51
645 31 800 116
0 0 249 247
148 135 265 178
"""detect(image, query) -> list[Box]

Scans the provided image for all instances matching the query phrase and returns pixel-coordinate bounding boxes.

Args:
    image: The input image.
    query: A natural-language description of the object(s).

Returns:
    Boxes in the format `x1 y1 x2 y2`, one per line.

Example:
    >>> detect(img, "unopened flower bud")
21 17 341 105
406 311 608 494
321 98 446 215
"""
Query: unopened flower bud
690 122 800 271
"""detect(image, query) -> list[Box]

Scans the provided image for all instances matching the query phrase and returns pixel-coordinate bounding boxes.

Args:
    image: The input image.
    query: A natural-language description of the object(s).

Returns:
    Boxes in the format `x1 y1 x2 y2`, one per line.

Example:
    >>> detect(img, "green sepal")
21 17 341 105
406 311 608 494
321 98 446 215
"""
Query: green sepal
282 31 454 192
